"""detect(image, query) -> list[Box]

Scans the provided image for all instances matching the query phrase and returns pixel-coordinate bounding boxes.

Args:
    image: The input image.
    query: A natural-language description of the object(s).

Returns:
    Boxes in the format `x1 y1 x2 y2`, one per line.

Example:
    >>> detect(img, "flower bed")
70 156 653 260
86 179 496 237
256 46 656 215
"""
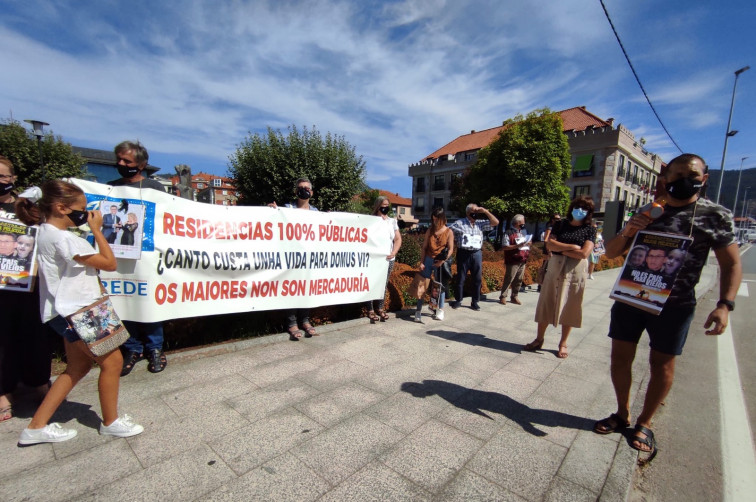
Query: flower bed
384 242 626 311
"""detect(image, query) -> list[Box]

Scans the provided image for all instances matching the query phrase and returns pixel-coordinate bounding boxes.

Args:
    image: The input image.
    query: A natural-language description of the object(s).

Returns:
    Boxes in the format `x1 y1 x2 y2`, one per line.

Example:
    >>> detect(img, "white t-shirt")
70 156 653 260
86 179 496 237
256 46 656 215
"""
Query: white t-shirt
380 217 399 261
36 223 102 322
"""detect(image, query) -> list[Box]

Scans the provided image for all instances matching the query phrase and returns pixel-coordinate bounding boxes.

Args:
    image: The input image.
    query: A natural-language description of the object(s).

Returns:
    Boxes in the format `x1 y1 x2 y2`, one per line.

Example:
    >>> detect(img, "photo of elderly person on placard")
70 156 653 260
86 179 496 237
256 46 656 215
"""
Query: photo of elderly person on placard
98 200 145 259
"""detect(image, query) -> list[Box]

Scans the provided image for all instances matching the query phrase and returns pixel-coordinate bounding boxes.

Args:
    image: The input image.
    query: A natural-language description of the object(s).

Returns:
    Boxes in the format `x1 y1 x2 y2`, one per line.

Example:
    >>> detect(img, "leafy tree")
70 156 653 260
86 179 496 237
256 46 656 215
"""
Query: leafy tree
0 119 86 187
455 108 571 222
343 188 380 215
228 125 366 211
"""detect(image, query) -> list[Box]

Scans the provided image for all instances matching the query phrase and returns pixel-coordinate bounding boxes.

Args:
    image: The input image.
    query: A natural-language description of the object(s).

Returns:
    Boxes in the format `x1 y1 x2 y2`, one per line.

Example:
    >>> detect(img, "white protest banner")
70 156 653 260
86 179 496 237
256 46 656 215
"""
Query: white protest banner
73 179 391 322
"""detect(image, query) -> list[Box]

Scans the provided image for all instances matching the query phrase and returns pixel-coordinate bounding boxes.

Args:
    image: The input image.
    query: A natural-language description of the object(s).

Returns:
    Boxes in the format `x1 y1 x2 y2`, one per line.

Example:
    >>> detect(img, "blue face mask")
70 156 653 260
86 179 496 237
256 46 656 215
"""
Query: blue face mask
572 208 588 221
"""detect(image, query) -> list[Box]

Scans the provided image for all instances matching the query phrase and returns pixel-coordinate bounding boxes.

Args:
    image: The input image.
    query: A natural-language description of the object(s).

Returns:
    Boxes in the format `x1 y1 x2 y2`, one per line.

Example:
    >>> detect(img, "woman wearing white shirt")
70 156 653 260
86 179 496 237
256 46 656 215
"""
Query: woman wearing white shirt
365 196 402 322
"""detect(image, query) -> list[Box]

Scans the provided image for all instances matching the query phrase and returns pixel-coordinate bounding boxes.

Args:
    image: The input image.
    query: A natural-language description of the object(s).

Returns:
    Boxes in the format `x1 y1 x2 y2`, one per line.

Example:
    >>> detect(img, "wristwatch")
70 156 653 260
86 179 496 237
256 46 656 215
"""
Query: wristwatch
717 299 735 311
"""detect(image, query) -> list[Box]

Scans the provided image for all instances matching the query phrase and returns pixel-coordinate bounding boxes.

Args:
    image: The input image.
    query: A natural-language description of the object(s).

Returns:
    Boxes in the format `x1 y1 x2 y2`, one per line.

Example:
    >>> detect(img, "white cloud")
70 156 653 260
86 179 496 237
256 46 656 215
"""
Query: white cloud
1 0 754 194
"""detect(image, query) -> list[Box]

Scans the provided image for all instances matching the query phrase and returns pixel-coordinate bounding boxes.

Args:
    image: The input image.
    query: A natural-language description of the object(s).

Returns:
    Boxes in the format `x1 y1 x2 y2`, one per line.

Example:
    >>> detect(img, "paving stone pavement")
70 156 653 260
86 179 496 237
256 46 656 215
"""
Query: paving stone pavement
0 260 718 501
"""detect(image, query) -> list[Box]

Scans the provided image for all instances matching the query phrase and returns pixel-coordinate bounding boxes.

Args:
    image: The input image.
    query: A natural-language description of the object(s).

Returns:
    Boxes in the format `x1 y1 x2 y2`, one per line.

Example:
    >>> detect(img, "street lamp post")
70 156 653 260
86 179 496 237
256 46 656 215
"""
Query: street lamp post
23 119 49 182
741 187 750 239
715 66 750 205
733 156 748 214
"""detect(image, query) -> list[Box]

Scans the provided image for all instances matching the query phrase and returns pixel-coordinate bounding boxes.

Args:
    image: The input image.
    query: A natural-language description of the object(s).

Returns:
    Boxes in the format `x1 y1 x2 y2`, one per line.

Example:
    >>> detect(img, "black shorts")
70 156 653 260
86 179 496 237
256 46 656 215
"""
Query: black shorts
608 301 695 356
47 315 80 344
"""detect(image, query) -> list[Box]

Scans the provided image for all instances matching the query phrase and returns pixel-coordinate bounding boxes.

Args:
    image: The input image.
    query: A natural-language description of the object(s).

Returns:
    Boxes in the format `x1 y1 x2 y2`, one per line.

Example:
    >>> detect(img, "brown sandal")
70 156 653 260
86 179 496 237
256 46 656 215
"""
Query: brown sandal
377 310 389 322
367 311 380 323
523 339 544 351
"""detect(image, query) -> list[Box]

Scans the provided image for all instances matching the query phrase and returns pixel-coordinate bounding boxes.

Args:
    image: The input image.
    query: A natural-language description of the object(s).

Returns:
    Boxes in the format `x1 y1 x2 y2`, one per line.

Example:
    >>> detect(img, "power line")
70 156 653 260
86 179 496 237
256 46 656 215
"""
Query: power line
599 0 684 153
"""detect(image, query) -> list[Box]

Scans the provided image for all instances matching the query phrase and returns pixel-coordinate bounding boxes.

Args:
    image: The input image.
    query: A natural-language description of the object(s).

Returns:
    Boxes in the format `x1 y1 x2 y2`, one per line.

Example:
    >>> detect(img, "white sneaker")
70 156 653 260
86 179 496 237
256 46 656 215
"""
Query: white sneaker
414 311 422 323
588 275 595 280
19 423 78 445
434 309 445 321
99 415 144 438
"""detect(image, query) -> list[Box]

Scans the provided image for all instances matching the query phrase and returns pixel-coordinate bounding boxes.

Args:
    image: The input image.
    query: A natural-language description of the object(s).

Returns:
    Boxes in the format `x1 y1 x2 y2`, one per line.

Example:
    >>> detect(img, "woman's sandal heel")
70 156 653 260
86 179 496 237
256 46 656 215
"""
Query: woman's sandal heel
523 339 544 351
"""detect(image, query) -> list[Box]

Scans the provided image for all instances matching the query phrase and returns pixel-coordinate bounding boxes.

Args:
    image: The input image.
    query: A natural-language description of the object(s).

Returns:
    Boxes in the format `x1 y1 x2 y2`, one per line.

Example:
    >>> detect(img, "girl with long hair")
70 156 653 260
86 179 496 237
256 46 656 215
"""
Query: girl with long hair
15 180 143 445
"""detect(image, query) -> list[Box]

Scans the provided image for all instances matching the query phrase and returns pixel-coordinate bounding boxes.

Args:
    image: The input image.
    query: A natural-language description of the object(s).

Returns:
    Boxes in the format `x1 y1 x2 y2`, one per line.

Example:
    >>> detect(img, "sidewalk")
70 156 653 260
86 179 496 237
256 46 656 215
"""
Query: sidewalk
0 260 719 501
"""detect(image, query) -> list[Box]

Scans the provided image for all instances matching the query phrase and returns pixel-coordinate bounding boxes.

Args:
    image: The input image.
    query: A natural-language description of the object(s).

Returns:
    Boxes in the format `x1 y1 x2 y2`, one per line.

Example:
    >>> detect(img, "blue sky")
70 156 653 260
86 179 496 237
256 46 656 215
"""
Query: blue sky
1 0 754 199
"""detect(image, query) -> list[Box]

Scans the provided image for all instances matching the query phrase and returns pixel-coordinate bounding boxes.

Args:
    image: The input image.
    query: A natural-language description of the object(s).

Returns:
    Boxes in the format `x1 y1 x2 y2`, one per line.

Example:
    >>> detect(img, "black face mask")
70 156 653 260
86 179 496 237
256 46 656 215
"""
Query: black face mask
117 165 140 178
665 177 703 200
296 187 311 200
0 182 14 196
67 209 89 227
379 206 390 215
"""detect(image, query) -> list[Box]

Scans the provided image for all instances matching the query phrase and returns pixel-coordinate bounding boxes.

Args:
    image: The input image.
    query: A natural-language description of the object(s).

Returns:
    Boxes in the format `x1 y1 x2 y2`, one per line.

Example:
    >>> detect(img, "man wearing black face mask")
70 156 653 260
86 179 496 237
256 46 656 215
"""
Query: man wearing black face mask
268 178 320 339
108 141 168 376
448 203 499 310
594 153 741 462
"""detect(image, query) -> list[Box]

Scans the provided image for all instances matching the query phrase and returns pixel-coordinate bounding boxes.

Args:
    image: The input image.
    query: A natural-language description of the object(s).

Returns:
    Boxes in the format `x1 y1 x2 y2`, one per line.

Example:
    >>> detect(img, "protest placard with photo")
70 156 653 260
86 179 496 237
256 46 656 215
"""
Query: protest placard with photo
609 230 693 314
98 199 145 260
0 218 38 292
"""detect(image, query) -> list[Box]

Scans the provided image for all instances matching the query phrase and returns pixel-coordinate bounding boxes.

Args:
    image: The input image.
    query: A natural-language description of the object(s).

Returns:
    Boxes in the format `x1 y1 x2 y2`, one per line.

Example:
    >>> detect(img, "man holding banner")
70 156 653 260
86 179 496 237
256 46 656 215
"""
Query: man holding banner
108 141 168 376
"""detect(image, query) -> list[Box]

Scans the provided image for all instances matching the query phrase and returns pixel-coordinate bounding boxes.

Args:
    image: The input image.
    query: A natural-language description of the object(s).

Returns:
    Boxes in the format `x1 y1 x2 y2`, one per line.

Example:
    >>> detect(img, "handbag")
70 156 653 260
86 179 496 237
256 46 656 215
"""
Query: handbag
536 260 549 285
408 272 431 299
66 295 131 357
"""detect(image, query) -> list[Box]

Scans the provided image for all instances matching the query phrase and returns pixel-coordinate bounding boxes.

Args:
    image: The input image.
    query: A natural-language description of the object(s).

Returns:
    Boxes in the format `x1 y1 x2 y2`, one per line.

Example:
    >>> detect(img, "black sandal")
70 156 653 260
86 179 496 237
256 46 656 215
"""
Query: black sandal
303 324 319 338
147 349 167 373
121 351 144 377
593 413 630 434
377 310 389 322
630 424 658 465
288 326 303 341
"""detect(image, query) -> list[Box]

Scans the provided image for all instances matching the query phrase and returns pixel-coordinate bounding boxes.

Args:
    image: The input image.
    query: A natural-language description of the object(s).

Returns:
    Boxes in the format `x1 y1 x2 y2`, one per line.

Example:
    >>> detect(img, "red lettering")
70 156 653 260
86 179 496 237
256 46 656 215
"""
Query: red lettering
163 212 175 235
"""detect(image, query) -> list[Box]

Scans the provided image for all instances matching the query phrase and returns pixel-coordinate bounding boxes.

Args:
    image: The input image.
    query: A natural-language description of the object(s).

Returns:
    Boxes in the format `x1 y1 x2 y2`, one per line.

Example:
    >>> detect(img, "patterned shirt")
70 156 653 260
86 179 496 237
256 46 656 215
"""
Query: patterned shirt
645 198 735 307
550 221 596 252
449 217 491 251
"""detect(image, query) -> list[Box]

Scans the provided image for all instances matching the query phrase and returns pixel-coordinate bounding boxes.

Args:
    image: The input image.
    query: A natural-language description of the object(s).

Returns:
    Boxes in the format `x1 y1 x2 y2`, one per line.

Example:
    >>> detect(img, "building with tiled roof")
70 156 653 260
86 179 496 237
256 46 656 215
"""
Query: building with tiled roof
168 172 238 206
408 106 664 222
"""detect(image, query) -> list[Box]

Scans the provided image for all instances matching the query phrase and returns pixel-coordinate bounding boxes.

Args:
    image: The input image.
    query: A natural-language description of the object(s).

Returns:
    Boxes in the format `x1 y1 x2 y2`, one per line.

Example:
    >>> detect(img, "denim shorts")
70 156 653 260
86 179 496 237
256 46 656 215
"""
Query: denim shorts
608 301 695 355
47 315 80 344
